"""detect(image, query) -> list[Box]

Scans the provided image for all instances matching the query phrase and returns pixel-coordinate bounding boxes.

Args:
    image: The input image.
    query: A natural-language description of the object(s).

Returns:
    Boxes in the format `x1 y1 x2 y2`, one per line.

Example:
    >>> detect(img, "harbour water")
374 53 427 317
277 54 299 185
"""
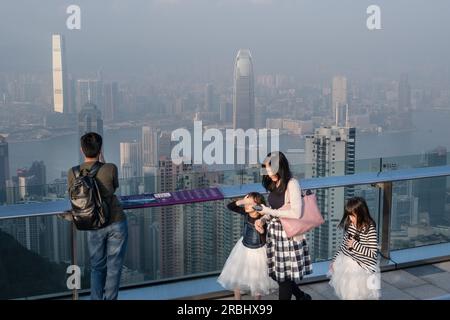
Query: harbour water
8 110 450 181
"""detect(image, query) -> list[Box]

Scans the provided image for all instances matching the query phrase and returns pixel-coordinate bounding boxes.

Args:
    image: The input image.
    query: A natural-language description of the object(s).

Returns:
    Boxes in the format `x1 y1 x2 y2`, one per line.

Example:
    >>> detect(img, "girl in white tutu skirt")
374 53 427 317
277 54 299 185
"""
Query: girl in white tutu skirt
328 197 381 300
217 192 278 300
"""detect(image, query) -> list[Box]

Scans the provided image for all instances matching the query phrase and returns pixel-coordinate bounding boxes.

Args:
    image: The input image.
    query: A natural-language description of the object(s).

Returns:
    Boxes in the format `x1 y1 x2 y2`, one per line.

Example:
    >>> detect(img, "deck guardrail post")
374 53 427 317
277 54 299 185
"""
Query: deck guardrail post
71 222 79 300
380 182 392 260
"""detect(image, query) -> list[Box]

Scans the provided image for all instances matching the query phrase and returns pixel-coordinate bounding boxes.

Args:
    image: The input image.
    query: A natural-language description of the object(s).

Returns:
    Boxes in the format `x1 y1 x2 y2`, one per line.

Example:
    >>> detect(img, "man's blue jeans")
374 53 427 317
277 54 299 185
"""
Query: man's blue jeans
87 218 128 300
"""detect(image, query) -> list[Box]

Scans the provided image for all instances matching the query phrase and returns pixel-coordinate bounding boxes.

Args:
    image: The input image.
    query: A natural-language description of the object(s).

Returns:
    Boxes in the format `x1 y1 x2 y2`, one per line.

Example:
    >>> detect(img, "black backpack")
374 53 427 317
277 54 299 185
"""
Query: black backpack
68 161 110 230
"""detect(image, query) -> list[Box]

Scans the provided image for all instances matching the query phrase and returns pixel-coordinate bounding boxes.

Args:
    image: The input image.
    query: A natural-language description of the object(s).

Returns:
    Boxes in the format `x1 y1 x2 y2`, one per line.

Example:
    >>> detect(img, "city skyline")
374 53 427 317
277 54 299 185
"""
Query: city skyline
1 0 450 300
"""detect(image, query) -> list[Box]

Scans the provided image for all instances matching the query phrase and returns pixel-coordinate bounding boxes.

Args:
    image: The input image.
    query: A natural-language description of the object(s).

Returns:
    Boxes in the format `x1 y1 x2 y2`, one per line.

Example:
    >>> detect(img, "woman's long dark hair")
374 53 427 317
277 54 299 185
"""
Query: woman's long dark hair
261 151 292 193
339 197 376 233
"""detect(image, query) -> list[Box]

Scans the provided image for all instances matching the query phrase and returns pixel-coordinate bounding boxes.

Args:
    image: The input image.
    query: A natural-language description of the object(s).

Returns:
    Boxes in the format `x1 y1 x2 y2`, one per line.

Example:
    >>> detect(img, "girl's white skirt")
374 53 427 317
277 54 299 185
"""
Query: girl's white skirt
217 237 278 296
328 253 381 300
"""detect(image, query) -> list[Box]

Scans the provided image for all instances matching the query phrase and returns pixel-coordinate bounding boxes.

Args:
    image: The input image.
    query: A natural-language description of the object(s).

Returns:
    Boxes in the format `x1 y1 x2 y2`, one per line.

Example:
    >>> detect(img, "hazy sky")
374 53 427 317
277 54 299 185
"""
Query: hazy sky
1 0 450 83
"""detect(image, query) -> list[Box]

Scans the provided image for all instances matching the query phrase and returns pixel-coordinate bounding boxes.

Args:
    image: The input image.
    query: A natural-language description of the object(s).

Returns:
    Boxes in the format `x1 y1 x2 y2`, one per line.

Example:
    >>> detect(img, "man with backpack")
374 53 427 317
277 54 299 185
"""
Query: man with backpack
67 132 128 300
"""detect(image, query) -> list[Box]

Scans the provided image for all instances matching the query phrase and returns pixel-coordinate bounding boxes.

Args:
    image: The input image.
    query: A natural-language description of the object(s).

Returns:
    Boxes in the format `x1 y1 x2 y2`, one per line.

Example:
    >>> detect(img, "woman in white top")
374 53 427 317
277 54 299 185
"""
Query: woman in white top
255 151 313 300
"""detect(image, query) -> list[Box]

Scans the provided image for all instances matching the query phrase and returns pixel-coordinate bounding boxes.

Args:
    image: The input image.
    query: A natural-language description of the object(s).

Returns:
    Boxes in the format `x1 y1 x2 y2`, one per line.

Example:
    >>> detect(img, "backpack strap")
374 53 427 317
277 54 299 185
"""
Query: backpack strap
71 165 81 178
88 161 104 177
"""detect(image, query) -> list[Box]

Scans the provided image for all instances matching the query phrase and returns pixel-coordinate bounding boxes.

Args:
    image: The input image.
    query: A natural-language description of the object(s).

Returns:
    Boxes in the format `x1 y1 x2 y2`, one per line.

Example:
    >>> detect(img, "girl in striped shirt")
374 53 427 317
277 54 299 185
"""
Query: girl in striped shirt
328 197 381 300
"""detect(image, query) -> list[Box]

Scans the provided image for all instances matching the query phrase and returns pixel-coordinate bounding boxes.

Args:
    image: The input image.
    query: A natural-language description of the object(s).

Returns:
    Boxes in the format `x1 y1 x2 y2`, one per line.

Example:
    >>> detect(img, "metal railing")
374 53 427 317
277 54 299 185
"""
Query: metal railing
1 164 450 299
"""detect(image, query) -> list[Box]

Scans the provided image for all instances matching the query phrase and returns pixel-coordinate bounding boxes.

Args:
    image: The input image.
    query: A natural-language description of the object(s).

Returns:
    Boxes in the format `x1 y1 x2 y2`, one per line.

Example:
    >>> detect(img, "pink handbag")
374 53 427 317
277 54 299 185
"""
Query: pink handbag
280 191 324 238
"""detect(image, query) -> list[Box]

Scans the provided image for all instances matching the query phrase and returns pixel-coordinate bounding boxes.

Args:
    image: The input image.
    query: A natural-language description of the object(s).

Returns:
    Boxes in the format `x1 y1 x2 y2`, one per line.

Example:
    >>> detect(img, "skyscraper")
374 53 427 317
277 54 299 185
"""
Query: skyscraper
233 49 255 130
78 103 103 136
305 126 356 260
141 134 161 277
392 189 419 231
157 131 174 159
120 141 142 196
215 199 243 269
417 147 448 226
219 101 233 123
120 142 143 179
1 217 42 255
52 215 72 264
0 134 10 204
181 170 221 275
18 175 34 200
15 161 46 200
76 79 103 113
125 214 142 271
143 165 158 193
76 80 89 111
78 102 103 163
103 82 119 122
398 73 411 111
204 83 214 112
67 75 76 114
52 34 69 114
142 126 159 167
332 76 347 121
5 179 18 204
156 157 189 278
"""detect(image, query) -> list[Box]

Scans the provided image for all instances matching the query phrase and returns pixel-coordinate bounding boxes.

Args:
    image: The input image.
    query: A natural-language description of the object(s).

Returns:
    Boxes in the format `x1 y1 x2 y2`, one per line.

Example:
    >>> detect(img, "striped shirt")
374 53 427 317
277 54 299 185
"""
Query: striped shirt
332 223 379 273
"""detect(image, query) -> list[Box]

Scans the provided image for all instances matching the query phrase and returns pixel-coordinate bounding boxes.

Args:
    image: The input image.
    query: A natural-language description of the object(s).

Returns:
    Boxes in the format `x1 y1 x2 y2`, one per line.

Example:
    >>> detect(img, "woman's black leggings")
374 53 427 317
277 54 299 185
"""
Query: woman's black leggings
278 280 306 300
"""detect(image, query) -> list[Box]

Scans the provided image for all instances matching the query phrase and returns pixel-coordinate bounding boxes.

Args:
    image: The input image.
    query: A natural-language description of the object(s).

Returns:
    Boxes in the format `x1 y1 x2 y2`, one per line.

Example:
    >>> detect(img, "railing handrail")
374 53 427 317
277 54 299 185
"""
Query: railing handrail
1 164 450 220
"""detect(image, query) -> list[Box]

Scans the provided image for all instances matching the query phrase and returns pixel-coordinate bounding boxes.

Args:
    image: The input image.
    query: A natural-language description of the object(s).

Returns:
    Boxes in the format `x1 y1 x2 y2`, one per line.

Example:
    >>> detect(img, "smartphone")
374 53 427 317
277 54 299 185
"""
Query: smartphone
253 205 263 211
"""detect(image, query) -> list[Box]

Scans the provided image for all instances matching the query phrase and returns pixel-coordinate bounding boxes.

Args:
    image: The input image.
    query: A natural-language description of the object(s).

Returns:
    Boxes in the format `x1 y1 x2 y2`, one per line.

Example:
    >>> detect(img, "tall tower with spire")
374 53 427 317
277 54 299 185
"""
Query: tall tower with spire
233 49 255 130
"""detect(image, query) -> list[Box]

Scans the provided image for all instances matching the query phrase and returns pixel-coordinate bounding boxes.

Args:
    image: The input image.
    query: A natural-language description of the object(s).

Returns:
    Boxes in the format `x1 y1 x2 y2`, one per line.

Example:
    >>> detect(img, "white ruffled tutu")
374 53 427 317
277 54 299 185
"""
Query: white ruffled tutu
328 253 381 300
217 237 278 296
